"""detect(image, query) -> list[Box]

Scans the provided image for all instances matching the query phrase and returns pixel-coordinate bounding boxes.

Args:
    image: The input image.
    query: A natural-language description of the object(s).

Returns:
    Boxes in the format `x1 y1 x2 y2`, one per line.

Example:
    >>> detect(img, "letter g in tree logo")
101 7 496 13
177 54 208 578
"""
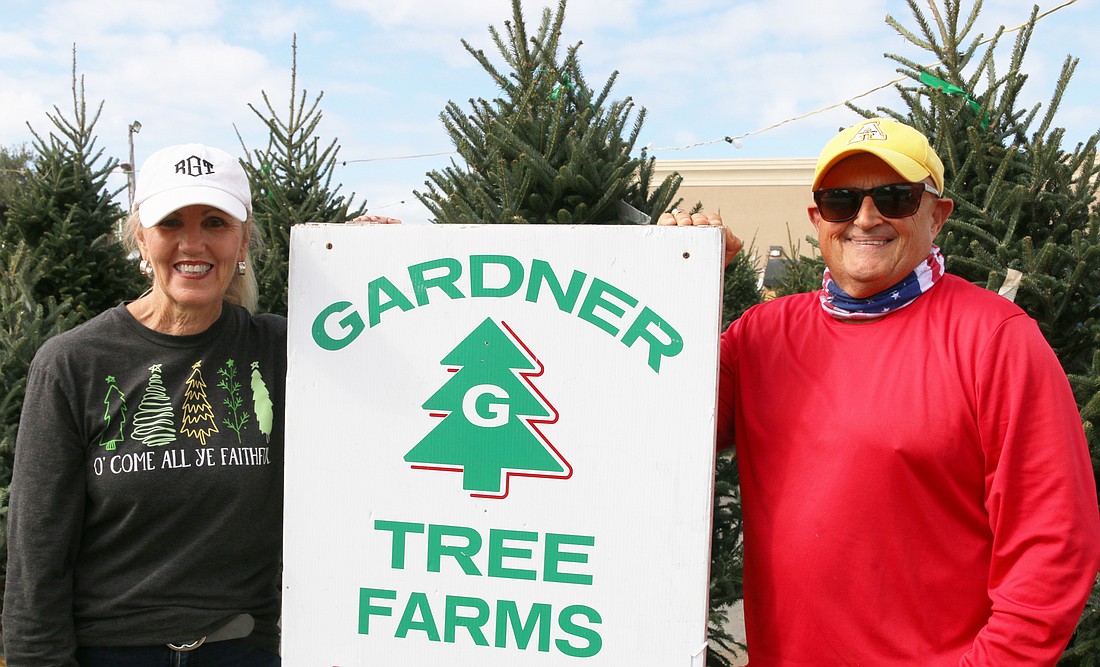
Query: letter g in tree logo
405 318 571 498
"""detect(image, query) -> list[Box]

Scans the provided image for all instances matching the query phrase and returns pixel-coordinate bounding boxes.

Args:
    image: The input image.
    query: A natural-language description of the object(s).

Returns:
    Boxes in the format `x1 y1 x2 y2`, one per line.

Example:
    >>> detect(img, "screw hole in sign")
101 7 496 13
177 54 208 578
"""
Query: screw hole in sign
326 243 333 250
683 251 690 259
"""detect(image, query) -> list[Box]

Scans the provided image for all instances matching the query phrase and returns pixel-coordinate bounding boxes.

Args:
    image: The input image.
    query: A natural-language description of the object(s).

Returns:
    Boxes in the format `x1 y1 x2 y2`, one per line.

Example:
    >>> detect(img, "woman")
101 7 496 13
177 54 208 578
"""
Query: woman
4 143 400 666
4 143 335 666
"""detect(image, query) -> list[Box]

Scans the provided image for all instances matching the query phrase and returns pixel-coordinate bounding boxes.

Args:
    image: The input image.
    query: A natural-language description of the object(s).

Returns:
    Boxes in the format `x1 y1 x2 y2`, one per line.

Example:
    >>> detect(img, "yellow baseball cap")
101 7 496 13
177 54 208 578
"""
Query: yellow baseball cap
812 118 944 193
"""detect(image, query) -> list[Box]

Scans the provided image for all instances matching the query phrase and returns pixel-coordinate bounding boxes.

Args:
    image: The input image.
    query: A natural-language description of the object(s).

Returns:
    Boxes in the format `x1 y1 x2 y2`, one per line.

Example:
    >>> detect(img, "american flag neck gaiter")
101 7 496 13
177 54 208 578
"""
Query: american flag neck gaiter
819 245 945 321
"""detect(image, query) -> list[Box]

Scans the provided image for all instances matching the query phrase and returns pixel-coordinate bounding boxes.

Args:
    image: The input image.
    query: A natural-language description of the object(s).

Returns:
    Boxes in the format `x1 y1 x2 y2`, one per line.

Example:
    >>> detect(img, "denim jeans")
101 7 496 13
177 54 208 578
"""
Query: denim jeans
76 639 280 667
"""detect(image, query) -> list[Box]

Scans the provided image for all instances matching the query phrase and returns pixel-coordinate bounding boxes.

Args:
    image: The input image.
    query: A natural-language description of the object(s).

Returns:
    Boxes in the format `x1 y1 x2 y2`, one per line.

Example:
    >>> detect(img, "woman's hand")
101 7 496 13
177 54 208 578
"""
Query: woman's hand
348 215 402 224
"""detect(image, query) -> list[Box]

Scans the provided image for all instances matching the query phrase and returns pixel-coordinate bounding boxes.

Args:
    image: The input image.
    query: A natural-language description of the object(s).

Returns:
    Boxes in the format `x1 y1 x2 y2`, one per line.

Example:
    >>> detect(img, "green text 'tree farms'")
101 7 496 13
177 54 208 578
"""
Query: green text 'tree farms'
311 255 683 374
360 520 602 658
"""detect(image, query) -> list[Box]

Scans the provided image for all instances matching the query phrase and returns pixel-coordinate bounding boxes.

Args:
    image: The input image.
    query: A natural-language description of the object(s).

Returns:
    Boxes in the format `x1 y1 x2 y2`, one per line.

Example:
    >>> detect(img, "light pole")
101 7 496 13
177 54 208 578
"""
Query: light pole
126 120 141 210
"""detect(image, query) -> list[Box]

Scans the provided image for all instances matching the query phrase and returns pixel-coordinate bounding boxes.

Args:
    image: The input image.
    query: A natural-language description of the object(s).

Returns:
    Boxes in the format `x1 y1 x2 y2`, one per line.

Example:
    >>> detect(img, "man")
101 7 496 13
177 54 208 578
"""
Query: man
663 118 1100 665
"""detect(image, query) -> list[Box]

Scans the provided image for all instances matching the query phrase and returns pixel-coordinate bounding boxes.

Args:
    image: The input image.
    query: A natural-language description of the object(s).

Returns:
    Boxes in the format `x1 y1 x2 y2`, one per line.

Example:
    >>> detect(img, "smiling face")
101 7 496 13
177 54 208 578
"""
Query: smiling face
809 153 953 298
135 204 249 328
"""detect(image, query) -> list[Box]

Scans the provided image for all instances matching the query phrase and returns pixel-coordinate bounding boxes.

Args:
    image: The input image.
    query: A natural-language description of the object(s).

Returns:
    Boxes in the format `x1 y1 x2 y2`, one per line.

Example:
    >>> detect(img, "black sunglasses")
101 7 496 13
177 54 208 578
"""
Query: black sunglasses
813 182 940 223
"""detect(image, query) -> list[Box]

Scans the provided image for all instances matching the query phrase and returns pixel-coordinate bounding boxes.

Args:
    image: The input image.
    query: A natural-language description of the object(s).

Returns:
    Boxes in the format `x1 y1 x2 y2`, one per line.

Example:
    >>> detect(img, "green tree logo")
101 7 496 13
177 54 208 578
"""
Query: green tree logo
405 318 570 498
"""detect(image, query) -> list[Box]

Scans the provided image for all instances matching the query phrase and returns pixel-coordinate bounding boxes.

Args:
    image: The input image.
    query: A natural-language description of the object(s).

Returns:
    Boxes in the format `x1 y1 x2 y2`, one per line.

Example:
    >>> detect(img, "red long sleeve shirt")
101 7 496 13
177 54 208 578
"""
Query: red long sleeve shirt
719 275 1100 666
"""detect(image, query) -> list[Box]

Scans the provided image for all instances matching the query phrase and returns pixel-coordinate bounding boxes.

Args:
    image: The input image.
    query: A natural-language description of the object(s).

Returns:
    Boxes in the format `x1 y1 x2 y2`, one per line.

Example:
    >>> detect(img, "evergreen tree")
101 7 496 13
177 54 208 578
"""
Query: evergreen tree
873 1 1100 378
240 35 367 316
415 1 747 660
722 246 766 328
0 56 135 601
847 0 1100 660
770 232 825 298
1061 577 1100 666
0 240 78 599
0 53 139 321
0 144 34 223
416 0 681 224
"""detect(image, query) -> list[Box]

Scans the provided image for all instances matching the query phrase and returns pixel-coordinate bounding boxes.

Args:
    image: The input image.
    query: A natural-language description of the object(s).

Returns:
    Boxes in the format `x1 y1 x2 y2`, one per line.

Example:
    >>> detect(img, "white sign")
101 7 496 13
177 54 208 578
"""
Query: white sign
283 224 723 666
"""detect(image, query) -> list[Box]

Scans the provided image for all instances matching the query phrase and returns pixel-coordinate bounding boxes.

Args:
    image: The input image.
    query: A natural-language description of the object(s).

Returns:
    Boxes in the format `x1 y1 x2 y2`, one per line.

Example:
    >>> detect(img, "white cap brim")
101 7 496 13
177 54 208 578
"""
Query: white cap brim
138 186 249 228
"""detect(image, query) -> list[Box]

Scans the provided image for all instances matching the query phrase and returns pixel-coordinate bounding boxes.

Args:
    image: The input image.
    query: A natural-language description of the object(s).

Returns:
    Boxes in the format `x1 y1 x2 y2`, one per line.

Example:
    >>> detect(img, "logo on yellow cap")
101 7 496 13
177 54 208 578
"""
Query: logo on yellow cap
847 121 888 145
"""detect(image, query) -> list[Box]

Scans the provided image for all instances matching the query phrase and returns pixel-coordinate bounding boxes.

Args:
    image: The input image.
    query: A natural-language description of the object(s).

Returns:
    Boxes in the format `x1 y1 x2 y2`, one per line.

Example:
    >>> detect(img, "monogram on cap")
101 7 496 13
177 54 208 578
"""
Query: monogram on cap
175 155 217 177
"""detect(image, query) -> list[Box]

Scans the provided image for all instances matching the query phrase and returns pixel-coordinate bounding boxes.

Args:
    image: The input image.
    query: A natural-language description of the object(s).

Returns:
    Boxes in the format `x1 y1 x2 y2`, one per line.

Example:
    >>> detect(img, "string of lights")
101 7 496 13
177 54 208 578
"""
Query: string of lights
650 0 1078 153
340 151 456 166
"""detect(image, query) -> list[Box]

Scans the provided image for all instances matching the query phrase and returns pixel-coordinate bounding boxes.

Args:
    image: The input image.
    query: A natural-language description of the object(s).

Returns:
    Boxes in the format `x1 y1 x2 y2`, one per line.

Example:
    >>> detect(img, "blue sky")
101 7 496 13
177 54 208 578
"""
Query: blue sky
1 0 1096 224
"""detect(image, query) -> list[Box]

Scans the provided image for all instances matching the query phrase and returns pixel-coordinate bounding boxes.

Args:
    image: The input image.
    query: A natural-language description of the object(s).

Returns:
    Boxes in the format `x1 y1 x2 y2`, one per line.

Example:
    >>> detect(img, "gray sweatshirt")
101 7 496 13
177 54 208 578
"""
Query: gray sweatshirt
3 302 286 665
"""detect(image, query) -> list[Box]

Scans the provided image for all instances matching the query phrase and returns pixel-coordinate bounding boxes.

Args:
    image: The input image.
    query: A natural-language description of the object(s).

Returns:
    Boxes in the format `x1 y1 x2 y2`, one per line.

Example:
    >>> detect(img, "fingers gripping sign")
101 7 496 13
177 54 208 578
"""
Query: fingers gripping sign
658 209 743 267
349 215 402 224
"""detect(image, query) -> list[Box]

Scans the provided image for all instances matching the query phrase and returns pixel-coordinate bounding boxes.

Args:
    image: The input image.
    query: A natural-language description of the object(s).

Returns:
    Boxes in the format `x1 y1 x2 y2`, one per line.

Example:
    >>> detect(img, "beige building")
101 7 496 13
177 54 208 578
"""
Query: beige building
655 155 1100 268
653 158 820 276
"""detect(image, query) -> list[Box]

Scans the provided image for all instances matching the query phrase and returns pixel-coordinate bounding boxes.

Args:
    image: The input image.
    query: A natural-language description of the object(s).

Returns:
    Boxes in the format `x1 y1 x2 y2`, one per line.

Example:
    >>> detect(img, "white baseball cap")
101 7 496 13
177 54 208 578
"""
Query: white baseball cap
133 144 252 228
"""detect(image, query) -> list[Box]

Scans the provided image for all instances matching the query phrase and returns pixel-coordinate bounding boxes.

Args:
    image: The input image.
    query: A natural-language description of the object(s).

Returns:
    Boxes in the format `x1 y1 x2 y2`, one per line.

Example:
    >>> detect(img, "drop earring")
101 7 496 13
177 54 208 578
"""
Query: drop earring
237 261 247 276
139 259 154 277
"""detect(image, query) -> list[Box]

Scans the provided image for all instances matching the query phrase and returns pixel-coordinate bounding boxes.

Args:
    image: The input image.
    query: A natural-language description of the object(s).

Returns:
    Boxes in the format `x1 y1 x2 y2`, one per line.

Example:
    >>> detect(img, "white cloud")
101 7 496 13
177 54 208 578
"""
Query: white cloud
0 0 1095 190
332 0 507 30
0 88 49 141
41 33 286 163
38 0 226 39
0 31 42 60
245 4 316 43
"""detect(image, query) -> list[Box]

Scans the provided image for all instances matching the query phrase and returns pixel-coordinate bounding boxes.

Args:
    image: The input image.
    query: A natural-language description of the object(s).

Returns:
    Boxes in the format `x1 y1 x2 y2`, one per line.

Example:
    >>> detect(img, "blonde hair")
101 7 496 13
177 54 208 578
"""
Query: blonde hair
122 211 264 314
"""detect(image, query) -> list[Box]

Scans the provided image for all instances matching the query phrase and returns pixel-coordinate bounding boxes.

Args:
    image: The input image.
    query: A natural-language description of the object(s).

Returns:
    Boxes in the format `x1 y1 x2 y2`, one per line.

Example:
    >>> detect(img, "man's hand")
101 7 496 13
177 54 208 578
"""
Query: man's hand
657 209 743 267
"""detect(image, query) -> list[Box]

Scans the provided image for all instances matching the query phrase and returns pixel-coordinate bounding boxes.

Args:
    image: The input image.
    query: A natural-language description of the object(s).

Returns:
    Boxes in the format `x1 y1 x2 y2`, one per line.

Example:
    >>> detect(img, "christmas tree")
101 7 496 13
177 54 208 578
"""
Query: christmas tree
0 50 139 321
872 2 1100 376
0 240 77 597
0 144 33 217
241 35 367 316
416 0 681 225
